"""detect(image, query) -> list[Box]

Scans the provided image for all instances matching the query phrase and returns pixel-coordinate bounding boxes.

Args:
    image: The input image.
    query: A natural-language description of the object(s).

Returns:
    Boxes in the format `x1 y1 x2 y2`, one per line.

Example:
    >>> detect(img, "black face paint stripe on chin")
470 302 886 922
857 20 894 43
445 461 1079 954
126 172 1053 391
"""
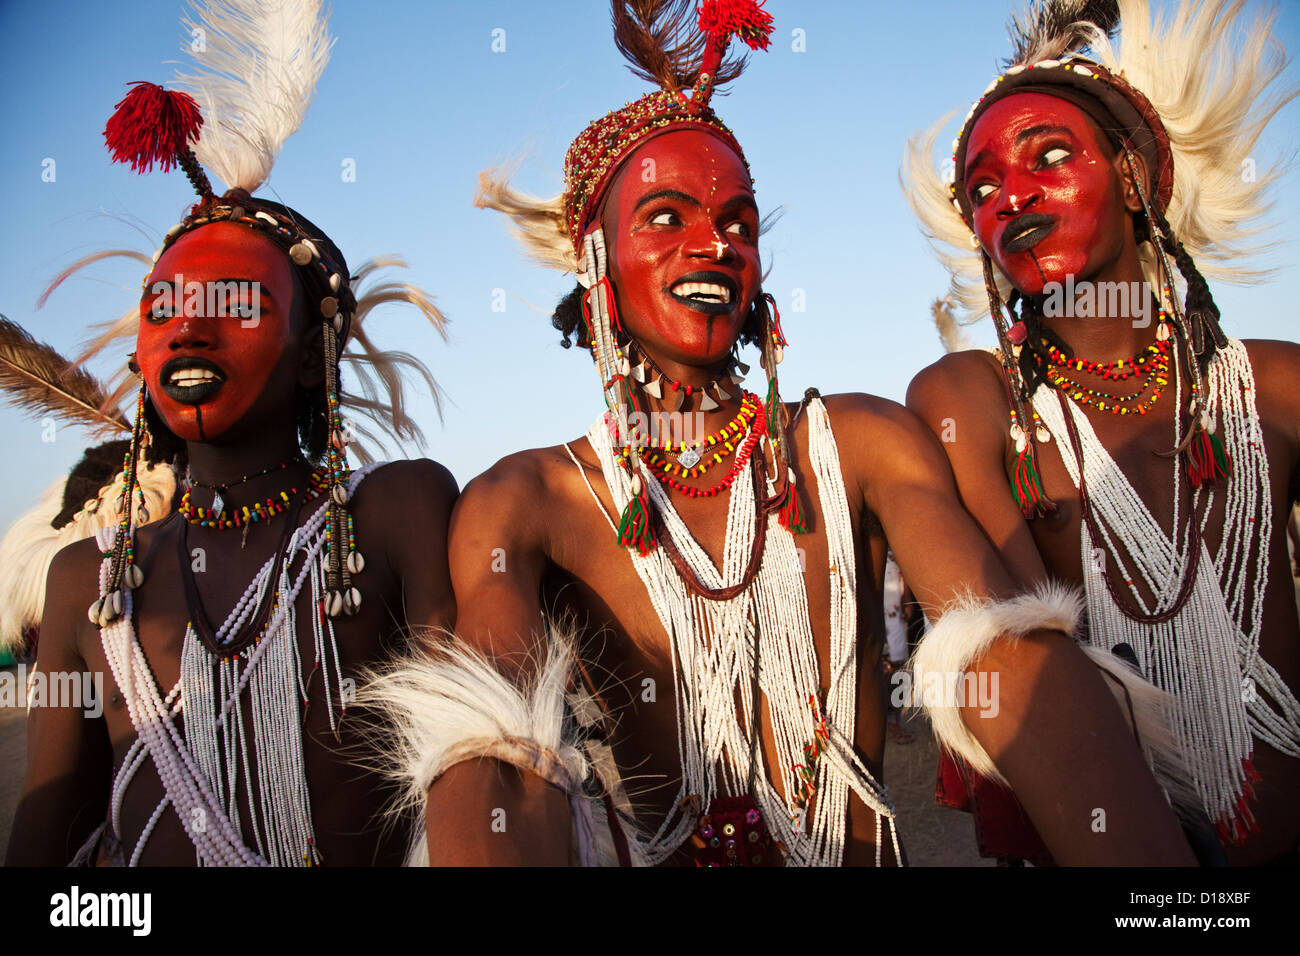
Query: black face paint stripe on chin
195 405 206 442
1029 250 1048 288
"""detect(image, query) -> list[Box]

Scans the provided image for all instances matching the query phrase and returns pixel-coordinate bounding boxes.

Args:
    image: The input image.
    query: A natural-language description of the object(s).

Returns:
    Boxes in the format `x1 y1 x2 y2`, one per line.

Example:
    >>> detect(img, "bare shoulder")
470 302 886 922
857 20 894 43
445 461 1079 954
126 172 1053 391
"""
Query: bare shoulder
1241 339 1300 434
817 391 954 488
820 390 924 437
1240 337 1300 370
906 349 1005 419
47 535 105 607
450 444 584 551
1241 339 1300 405
353 458 458 515
457 446 557 508
42 535 104 665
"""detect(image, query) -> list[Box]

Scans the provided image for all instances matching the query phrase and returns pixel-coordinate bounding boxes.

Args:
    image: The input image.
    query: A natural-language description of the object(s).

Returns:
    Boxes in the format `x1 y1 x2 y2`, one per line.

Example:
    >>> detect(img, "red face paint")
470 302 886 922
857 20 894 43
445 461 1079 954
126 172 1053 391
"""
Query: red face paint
137 222 300 443
964 93 1130 296
602 129 762 368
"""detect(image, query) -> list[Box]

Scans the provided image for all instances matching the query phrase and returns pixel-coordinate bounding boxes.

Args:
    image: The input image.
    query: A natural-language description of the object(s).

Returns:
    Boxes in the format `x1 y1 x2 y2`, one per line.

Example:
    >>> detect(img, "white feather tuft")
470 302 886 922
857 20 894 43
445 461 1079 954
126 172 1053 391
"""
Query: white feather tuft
175 0 334 194
355 630 599 866
475 164 578 275
0 463 175 654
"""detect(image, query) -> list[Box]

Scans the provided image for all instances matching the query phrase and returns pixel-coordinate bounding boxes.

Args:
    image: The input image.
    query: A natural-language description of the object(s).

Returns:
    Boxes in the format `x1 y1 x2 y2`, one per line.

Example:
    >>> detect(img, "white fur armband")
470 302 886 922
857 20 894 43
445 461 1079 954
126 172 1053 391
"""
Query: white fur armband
906 581 1084 785
907 581 1199 814
357 634 595 866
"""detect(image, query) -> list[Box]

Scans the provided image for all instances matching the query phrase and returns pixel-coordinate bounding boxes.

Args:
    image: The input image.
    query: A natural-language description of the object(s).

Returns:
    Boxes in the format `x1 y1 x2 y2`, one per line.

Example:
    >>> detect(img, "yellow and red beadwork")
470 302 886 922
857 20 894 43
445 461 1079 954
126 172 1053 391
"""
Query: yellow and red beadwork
1043 338 1171 415
180 467 329 530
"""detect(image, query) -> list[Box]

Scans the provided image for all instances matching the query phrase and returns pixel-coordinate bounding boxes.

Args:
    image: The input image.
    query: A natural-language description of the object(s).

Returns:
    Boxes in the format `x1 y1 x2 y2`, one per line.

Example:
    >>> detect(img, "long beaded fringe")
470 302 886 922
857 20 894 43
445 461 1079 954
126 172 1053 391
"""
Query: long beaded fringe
94 468 375 865
576 398 900 866
1035 341 1300 841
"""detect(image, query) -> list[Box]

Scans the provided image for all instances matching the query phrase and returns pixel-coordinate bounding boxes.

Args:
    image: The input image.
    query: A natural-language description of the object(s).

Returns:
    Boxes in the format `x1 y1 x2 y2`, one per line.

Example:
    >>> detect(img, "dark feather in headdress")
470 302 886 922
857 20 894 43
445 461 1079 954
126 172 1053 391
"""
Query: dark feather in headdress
612 0 746 93
1006 0 1121 67
0 315 130 435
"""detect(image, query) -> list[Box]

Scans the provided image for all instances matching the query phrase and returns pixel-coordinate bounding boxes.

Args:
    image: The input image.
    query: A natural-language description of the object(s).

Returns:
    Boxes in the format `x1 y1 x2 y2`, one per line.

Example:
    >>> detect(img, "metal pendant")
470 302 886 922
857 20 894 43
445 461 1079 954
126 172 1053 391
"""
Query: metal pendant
678 447 702 469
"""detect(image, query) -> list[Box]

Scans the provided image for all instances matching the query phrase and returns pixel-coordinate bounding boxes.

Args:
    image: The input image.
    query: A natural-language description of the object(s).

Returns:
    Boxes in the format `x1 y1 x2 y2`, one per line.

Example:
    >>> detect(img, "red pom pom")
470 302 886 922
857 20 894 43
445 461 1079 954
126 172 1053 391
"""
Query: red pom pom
104 81 203 174
698 0 775 52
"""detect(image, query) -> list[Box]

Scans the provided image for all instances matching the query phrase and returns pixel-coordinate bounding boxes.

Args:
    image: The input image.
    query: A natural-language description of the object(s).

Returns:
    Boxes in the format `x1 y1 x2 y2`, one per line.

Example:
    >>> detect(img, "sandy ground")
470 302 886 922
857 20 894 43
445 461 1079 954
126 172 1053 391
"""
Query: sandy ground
0 667 986 866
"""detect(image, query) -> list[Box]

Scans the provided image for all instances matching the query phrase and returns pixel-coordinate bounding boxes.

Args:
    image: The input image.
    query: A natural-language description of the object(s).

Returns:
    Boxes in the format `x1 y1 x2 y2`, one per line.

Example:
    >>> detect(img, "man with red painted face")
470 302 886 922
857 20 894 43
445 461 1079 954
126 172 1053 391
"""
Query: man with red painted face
906 0 1300 865
6 4 455 867
364 1 1192 867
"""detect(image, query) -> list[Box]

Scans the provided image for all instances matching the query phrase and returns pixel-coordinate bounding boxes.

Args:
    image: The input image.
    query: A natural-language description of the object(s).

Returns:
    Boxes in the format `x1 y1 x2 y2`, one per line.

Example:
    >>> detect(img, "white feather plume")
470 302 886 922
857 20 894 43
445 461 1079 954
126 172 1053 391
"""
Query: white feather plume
175 0 334 194
903 0 1296 327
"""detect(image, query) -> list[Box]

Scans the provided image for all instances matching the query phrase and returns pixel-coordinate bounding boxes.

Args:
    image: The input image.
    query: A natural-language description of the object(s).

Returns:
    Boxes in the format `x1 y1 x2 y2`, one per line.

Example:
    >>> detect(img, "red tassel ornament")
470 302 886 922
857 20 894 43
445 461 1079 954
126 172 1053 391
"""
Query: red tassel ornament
694 0 775 107
1012 442 1056 519
778 470 807 534
617 474 657 556
698 0 775 54
1186 420 1232 489
104 81 203 174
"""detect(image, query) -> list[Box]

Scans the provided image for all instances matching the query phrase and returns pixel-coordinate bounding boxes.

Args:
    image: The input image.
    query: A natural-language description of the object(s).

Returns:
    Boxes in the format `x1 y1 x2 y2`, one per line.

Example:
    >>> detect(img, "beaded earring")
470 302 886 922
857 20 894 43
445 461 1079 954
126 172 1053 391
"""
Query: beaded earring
87 382 149 625
979 251 1057 519
757 292 805 533
320 299 364 616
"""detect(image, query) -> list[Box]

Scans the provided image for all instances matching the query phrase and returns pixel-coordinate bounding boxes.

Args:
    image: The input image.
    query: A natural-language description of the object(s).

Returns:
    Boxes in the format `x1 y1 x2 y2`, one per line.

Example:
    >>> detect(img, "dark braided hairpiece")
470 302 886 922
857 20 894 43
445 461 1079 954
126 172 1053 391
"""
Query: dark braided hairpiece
1010 292 1073 401
1149 204 1228 375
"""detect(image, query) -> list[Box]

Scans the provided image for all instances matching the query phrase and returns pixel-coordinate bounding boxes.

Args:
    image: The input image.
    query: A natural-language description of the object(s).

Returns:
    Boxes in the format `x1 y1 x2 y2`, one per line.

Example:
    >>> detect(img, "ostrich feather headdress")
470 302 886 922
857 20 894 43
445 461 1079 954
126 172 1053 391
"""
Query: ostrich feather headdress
69 0 448 625
903 0 1296 327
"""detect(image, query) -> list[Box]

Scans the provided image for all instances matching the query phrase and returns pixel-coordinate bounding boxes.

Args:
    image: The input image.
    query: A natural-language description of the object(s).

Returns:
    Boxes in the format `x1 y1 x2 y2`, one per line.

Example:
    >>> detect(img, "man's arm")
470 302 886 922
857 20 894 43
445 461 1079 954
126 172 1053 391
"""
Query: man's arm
831 393 1193 865
5 540 113 865
423 453 573 865
1241 340 1300 572
906 351 1052 587
363 458 459 634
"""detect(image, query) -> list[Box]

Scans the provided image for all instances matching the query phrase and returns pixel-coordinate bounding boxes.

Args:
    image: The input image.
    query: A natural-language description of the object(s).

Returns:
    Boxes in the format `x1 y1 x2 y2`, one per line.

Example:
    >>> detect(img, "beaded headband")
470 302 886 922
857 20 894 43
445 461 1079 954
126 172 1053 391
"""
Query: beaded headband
83 0 446 626
562 0 773 253
947 55 1174 225
564 95 749 252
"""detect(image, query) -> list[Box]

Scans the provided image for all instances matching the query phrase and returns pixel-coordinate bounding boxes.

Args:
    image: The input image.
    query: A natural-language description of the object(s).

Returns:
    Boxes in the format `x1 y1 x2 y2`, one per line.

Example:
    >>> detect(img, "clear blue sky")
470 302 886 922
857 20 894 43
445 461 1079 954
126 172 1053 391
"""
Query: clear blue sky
1 0 1297 533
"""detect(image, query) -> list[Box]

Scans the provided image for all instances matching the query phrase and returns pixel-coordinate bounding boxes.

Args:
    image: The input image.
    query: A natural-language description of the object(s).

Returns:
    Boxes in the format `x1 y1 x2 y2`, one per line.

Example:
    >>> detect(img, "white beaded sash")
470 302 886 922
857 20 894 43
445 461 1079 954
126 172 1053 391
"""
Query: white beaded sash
575 397 899 866
1034 340 1300 836
95 464 379 866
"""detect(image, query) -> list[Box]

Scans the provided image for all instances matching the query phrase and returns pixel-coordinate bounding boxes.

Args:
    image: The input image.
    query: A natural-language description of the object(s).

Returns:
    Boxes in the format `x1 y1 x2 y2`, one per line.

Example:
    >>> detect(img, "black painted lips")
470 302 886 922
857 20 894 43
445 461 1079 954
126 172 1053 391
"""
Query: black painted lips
159 356 226 405
667 270 739 317
1001 213 1057 254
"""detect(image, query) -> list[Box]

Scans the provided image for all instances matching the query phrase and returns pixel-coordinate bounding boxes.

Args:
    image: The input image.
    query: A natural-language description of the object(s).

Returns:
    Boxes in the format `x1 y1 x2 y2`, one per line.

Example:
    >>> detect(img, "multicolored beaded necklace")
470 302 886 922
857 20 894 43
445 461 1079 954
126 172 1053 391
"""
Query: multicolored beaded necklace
618 391 766 498
1042 337 1171 415
180 464 330 531
625 392 763 479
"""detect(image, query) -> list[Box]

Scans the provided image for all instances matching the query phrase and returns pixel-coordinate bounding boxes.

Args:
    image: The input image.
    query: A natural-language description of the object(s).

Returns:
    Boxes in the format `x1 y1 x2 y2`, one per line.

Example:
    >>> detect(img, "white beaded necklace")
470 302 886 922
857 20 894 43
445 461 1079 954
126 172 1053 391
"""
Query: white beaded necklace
1034 340 1300 838
94 464 377 865
571 398 900 866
